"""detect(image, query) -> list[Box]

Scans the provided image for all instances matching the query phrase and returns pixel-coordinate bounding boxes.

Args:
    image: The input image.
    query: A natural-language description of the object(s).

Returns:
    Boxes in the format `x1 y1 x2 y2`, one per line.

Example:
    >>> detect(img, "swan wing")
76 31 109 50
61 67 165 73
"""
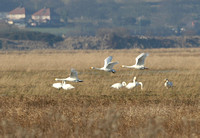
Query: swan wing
135 53 149 66
70 68 78 79
104 56 113 68
106 62 118 69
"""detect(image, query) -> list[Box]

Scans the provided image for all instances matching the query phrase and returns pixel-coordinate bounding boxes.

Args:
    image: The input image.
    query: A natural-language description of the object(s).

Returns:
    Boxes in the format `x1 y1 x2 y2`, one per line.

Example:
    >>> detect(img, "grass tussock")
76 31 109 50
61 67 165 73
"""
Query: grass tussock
0 48 199 137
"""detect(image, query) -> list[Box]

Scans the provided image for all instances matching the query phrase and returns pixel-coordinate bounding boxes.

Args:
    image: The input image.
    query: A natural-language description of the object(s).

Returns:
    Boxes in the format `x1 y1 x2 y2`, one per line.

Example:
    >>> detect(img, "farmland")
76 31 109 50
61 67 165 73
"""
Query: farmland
0 48 199 137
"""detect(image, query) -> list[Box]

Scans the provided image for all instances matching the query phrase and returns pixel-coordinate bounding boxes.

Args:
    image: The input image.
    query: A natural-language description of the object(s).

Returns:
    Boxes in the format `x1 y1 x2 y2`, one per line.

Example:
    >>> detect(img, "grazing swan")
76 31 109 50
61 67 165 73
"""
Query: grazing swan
126 76 143 90
62 81 75 90
55 68 83 82
164 79 173 89
111 81 127 89
122 53 149 69
52 82 62 89
90 56 119 73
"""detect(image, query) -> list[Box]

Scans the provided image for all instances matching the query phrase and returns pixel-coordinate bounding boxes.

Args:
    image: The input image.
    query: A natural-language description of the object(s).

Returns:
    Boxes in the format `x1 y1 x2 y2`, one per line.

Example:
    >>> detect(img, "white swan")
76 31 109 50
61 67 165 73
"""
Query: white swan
90 56 119 73
52 82 62 89
111 81 127 89
62 81 75 90
164 79 173 89
122 53 149 69
55 68 83 82
52 80 75 90
126 76 143 90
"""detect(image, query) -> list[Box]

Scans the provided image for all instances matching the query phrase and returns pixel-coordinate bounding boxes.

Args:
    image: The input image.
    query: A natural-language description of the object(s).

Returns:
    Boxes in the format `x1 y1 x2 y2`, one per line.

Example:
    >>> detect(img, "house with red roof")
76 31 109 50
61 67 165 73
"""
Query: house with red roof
7 7 26 20
31 8 50 23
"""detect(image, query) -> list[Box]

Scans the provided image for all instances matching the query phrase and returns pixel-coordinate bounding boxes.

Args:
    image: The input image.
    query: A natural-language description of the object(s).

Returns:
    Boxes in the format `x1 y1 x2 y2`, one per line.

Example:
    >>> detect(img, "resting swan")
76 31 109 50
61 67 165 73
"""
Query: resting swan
55 68 83 82
164 79 173 89
52 80 74 90
126 76 143 90
122 53 149 69
90 56 119 73
111 81 127 89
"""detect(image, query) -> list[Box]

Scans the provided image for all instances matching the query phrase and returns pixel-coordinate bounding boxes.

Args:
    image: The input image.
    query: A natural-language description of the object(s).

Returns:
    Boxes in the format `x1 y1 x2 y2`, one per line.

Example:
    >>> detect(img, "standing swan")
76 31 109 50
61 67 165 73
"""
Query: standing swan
111 81 127 89
122 53 149 69
164 79 173 89
55 68 83 82
90 56 119 73
126 77 143 90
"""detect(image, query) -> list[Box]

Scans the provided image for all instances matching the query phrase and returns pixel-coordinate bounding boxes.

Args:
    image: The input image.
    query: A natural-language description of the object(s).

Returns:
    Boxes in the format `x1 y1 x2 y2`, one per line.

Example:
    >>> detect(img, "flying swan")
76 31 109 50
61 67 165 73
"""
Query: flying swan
125 76 143 90
122 53 149 69
90 56 119 73
55 68 83 82
164 79 173 89
111 81 127 89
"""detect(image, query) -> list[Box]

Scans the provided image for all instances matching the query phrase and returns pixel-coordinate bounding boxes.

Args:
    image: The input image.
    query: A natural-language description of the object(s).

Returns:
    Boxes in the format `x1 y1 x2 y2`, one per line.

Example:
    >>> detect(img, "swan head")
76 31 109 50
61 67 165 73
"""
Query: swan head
133 76 137 81
122 81 127 86
164 78 168 82
90 67 95 69
55 78 58 81
121 65 125 68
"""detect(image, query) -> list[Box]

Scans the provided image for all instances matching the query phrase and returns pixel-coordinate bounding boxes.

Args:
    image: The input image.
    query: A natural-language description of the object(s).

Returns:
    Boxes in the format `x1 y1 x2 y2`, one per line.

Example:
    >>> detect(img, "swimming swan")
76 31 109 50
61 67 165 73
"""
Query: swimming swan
164 79 173 89
111 81 127 89
90 56 119 73
122 53 149 69
55 68 83 82
126 77 143 90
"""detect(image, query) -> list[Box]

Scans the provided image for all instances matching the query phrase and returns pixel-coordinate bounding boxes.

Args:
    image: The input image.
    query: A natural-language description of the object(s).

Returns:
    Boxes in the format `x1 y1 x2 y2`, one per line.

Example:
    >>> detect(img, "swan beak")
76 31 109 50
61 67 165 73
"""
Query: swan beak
90 67 94 69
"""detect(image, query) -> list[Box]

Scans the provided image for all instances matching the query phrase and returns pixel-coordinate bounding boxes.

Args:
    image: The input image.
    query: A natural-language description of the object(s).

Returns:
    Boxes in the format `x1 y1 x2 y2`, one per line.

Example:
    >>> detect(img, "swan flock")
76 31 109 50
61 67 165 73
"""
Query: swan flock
52 53 173 90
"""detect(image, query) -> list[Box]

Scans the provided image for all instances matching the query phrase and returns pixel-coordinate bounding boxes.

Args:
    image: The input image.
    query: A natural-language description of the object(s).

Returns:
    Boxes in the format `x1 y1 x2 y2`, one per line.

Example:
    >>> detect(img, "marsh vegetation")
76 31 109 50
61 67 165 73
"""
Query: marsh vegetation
0 48 199 137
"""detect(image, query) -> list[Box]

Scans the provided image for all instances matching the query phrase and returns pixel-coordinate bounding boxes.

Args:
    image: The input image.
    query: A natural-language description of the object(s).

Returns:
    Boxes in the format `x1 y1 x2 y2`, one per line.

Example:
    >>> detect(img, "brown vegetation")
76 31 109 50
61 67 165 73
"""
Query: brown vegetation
0 48 199 137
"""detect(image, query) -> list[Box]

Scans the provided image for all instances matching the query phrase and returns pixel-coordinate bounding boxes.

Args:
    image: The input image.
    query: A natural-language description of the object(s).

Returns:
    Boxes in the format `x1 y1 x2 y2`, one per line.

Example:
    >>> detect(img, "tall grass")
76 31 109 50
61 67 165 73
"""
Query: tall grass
0 48 199 137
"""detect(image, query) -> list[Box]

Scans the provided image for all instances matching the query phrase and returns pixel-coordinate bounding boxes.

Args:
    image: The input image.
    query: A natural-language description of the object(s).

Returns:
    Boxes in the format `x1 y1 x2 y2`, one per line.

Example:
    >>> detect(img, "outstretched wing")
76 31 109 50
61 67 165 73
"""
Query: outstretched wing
104 56 113 68
135 53 149 66
106 62 119 69
70 68 78 79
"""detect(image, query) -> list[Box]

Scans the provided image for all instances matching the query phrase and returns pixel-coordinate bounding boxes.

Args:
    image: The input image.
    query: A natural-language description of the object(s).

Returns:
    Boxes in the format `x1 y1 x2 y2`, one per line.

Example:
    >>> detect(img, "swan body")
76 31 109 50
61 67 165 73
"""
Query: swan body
62 81 75 90
52 82 62 89
55 68 83 82
111 81 126 89
125 77 143 90
164 79 173 89
122 53 149 69
91 56 119 73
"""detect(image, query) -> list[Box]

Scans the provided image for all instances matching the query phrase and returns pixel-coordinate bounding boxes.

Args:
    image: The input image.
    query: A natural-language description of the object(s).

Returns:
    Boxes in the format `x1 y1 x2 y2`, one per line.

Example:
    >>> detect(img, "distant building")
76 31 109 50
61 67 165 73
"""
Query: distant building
7 7 26 20
32 8 50 23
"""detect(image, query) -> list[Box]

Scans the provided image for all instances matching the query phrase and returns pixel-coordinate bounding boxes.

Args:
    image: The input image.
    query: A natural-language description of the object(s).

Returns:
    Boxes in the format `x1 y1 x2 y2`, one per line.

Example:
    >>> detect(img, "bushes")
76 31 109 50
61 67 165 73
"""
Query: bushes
0 31 64 46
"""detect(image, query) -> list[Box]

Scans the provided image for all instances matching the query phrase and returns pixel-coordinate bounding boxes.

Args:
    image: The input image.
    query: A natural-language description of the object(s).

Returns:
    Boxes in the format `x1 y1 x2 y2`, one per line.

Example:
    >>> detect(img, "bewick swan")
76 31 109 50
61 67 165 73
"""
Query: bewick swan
122 53 149 69
62 81 75 90
90 56 119 73
126 76 143 90
164 79 173 89
111 81 127 89
52 82 62 89
55 68 83 82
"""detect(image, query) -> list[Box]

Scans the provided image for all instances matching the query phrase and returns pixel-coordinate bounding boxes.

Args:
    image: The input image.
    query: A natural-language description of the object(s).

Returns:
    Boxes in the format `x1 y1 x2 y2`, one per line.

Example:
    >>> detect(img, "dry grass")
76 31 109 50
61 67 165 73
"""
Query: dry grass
0 48 199 137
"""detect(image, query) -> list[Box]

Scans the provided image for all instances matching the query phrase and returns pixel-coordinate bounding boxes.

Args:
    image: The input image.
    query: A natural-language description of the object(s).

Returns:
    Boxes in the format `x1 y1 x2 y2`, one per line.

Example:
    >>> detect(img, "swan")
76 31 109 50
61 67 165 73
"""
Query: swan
52 82 62 89
52 80 75 90
122 53 149 69
55 68 83 82
111 81 127 89
164 79 173 89
90 56 119 73
62 81 75 90
125 76 143 90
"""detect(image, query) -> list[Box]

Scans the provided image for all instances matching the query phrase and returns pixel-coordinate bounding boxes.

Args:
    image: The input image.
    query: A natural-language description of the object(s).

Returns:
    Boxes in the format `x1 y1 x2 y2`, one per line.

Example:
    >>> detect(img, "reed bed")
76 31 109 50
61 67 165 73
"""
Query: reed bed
0 48 199 137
